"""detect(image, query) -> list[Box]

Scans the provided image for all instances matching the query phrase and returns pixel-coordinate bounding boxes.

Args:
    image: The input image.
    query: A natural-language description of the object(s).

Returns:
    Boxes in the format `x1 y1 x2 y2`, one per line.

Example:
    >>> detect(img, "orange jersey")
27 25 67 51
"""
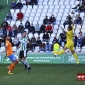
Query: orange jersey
5 40 13 56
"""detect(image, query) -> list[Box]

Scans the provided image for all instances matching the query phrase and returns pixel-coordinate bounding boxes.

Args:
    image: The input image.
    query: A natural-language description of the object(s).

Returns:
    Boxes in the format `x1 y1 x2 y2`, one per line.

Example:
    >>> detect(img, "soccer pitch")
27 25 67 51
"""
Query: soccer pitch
0 64 85 85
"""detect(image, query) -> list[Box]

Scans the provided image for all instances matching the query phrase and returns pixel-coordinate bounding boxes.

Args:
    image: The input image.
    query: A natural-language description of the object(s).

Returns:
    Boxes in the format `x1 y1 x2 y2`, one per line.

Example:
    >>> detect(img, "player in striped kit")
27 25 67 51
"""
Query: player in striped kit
19 31 31 73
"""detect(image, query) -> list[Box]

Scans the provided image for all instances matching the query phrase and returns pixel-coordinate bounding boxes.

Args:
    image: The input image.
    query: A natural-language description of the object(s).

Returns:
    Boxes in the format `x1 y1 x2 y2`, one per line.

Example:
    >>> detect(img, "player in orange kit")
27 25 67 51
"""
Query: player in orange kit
5 36 19 74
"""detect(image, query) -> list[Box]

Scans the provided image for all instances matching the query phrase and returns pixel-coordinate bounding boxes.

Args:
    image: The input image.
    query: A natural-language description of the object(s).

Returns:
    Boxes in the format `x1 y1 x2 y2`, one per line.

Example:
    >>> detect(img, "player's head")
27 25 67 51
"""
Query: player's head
22 31 27 38
67 25 72 31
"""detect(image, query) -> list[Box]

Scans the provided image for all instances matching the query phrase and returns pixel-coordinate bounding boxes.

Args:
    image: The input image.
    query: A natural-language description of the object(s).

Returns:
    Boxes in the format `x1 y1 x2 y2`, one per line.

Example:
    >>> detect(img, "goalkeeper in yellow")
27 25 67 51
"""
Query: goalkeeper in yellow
55 25 79 64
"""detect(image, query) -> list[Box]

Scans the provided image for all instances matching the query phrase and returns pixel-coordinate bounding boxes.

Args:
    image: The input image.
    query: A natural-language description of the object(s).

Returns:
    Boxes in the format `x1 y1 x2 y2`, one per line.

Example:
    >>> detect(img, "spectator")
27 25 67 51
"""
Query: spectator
12 24 18 36
45 24 53 34
27 39 33 51
52 36 58 44
10 0 16 9
17 10 24 21
39 43 45 52
5 11 12 21
80 33 85 52
58 31 66 47
74 34 78 49
45 41 52 53
35 23 40 34
63 15 72 28
18 23 24 33
74 14 82 25
26 0 31 5
43 16 49 25
7 24 12 31
49 14 56 25
31 36 36 51
77 31 83 48
29 24 35 34
25 20 31 29
1 21 8 30
0 28 4 37
43 32 49 41
30 0 38 5
40 24 46 33
7 24 12 37
16 0 23 9
36 37 42 46
12 36 20 48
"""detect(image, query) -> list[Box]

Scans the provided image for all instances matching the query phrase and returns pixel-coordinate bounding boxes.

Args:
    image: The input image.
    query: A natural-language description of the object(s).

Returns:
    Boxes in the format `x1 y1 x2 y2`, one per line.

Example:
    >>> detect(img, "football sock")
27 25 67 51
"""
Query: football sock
9 63 15 72
58 49 65 55
20 60 25 64
73 52 79 63
24 60 30 67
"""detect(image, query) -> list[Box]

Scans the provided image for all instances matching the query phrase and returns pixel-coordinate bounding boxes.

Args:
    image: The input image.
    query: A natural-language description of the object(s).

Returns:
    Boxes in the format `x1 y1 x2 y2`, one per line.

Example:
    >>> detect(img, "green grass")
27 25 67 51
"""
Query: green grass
0 64 85 85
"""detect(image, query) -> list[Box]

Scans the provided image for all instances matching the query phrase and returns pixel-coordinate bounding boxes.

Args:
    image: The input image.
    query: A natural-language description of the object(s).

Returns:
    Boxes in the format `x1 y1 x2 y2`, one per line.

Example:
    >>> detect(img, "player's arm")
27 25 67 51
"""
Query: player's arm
61 27 67 34
19 39 25 44
4 43 8 58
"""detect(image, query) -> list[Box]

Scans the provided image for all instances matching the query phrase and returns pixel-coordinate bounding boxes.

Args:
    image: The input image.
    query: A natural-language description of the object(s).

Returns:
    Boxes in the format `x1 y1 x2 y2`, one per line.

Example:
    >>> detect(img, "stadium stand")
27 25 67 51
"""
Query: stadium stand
0 0 85 52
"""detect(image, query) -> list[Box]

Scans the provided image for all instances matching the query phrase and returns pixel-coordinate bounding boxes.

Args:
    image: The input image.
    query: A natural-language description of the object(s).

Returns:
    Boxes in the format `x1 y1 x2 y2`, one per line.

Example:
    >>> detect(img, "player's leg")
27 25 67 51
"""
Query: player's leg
23 50 31 73
8 54 18 74
19 51 27 70
70 47 79 64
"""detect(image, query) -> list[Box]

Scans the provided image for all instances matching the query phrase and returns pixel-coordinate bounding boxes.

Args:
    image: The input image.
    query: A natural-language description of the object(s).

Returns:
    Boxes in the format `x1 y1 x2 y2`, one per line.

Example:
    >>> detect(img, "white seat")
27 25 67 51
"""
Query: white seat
56 16 61 21
44 5 49 9
15 9 20 14
24 12 30 17
22 5 27 10
54 1 58 5
42 9 47 13
34 17 39 21
48 9 53 13
34 46 39 52
48 1 53 5
17 33 22 38
51 33 56 38
38 6 43 9
33 21 37 25
43 1 47 5
60 5 65 9
12 46 17 52
30 13 35 17
37 9 42 13
66 5 70 9
33 5 38 9
1 47 5 52
59 1 63 5
59 9 63 12
26 9 31 13
29 17 34 21
24 29 28 33
49 5 54 9
58 13 62 16
53 9 58 13
22 20 26 26
38 1 42 5
36 13 41 17
31 9 36 13
40 33 44 38
28 5 32 9
65 9 69 13
64 1 69 5
41 13 46 17
54 25 58 29
10 9 15 14
16 21 21 27
38 20 43 25
10 20 16 27
34 33 39 38
28 33 33 39
21 9 25 13
56 20 60 25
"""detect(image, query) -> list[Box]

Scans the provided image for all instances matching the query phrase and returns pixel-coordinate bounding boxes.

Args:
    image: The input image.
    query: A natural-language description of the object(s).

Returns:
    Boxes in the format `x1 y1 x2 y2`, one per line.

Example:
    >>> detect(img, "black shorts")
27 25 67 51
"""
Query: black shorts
19 50 27 58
